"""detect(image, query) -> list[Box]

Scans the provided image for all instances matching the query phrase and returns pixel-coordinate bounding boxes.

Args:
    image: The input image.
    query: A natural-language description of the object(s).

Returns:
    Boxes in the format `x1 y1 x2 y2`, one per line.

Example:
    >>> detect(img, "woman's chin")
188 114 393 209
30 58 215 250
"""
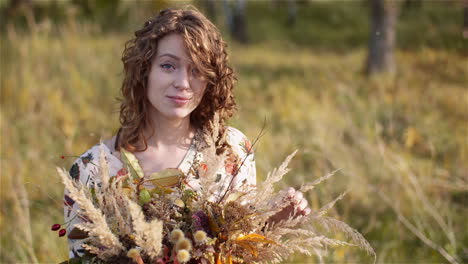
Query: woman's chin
161 110 192 121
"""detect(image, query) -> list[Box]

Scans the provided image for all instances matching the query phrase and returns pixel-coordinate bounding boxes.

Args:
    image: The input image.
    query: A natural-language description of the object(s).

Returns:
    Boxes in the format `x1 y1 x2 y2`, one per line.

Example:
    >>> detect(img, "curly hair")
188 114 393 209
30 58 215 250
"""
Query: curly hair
116 7 237 154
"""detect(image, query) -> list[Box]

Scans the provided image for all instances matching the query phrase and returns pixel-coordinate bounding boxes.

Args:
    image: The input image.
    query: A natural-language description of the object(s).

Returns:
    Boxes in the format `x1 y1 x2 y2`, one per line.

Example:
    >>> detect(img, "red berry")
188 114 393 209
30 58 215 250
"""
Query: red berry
59 229 67 237
51 224 61 231
61 155 65 159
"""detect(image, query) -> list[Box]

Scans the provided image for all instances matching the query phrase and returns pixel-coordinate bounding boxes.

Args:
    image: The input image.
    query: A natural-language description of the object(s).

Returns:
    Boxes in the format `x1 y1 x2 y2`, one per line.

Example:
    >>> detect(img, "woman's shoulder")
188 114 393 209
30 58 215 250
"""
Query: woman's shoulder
77 135 118 160
226 126 249 142
68 137 121 183
74 139 113 162
102 136 117 153
223 126 256 186
225 126 253 157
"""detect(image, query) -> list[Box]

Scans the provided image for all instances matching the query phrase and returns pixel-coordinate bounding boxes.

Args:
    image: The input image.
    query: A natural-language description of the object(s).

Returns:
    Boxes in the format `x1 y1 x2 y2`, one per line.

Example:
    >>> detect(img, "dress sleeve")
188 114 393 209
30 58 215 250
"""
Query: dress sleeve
63 146 100 258
225 127 257 189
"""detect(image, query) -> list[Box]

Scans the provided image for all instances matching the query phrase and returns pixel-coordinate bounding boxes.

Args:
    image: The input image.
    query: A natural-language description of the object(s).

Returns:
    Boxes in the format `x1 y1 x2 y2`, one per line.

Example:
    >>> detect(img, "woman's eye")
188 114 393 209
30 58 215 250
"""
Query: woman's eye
160 64 175 70
191 68 201 77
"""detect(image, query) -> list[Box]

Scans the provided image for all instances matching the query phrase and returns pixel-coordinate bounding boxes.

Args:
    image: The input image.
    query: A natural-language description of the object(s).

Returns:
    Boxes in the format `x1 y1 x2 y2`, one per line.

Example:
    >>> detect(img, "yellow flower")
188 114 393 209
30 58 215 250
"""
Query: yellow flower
177 249 191 263
175 238 192 251
193 230 207 244
127 248 141 260
174 198 185 208
170 229 184 243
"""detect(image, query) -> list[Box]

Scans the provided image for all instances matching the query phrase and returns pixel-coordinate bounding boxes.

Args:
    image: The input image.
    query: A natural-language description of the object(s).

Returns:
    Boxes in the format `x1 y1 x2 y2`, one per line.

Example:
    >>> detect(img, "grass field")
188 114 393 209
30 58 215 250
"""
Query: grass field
1 1 466 263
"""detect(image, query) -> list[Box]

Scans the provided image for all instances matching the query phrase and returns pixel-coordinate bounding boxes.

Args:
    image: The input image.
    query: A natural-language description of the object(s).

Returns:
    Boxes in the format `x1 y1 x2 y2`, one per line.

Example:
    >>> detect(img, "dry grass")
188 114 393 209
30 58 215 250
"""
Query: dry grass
1 10 466 263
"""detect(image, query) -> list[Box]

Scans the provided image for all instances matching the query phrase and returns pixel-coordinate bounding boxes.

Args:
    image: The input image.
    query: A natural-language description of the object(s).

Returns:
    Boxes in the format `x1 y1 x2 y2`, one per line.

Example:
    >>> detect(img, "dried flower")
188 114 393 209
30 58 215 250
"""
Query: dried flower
192 211 211 236
177 249 191 263
174 198 185 208
170 229 184 243
127 248 141 259
175 238 192 251
116 168 128 178
51 224 61 231
56 143 374 263
127 248 144 264
193 230 207 244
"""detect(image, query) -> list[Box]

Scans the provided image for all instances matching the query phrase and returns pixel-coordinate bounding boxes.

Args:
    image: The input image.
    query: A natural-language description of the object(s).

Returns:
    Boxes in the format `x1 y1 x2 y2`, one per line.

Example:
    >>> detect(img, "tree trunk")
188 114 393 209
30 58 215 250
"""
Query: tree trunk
403 0 422 9
223 0 248 44
463 0 468 39
202 0 217 21
287 0 297 27
365 0 398 75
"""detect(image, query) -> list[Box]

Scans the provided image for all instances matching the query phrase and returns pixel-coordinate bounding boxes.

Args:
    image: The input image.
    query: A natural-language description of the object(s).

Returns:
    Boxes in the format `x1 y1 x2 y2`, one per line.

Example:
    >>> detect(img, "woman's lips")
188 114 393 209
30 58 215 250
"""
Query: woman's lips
167 95 191 106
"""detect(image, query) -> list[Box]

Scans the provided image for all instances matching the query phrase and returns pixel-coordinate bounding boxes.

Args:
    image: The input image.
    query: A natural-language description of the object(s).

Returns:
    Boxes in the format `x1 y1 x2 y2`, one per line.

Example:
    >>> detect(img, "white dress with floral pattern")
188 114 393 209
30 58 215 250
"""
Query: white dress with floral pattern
63 127 256 258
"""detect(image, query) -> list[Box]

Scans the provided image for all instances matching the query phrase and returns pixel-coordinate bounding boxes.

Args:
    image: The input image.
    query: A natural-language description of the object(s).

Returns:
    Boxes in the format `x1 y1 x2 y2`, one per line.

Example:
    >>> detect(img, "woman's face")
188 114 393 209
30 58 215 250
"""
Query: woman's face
147 33 207 123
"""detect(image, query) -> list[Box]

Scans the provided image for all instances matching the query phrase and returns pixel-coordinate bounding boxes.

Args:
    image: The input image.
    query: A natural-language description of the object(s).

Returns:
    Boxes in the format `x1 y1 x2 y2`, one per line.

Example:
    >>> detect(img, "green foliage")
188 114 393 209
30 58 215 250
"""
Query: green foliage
241 1 464 53
0 1 465 263
139 189 151 205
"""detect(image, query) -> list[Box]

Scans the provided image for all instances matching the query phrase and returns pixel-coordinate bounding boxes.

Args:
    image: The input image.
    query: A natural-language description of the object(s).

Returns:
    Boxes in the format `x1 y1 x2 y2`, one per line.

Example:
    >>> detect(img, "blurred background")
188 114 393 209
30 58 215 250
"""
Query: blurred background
0 0 466 263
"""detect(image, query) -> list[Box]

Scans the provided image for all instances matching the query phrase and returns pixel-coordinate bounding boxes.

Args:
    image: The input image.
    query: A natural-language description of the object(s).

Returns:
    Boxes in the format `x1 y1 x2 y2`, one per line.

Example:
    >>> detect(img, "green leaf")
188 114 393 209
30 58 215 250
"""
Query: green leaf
139 189 151 204
90 188 97 202
120 148 144 179
149 186 173 196
183 189 196 197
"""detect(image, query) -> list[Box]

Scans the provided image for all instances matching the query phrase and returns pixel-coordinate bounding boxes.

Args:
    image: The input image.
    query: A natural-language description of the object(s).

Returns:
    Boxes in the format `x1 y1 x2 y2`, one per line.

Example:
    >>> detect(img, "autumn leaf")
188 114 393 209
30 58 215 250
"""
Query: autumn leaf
148 168 184 187
215 254 222 264
234 241 258 257
235 233 277 245
120 148 144 179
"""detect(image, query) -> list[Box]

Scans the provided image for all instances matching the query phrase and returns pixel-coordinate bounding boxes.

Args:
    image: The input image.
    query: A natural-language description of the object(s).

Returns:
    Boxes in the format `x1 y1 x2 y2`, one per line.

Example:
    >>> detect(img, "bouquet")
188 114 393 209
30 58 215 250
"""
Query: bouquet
56 142 374 264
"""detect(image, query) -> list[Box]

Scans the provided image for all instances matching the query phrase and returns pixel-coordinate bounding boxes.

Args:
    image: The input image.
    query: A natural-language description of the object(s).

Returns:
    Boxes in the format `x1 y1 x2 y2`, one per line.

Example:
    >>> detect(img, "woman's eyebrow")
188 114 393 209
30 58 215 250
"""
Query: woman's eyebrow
158 53 180 60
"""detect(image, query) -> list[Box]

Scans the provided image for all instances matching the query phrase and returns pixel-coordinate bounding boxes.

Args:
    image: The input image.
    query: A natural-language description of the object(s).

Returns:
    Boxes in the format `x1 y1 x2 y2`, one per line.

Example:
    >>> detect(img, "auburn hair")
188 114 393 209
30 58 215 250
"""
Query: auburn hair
116 7 236 153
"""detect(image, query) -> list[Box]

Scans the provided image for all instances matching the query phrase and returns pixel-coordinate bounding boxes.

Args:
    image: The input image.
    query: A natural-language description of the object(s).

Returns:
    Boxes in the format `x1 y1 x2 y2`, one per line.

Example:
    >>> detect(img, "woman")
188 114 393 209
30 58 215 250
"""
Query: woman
64 7 309 258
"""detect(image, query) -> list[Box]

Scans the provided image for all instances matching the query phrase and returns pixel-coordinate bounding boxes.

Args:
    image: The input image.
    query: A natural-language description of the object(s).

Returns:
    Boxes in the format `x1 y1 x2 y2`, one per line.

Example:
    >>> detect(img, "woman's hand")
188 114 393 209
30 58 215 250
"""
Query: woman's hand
268 187 311 225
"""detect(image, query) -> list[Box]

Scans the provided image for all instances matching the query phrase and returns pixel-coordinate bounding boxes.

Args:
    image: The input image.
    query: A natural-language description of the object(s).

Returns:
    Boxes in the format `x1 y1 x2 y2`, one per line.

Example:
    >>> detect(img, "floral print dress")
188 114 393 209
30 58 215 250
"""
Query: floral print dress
64 127 256 258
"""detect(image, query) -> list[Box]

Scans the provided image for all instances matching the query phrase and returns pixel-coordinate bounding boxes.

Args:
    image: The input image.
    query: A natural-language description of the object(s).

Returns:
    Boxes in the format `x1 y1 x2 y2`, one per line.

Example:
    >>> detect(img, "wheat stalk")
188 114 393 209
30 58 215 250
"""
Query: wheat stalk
57 167 124 259
127 199 163 258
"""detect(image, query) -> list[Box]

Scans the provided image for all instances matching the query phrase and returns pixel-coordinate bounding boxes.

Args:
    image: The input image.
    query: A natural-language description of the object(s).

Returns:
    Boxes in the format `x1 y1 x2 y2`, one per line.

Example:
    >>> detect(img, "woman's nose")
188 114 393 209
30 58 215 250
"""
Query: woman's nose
174 68 191 90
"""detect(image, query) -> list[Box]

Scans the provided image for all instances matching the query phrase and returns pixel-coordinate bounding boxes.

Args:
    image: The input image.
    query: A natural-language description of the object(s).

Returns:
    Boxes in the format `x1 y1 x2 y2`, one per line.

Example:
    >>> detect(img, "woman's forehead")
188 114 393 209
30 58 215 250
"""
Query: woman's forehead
156 34 192 63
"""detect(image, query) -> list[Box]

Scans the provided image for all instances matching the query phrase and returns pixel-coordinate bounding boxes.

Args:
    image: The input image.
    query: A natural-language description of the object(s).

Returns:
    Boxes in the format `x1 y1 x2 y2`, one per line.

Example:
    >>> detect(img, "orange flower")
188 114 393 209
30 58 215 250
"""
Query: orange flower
200 163 208 172
225 162 238 175
244 139 252 153
224 151 239 175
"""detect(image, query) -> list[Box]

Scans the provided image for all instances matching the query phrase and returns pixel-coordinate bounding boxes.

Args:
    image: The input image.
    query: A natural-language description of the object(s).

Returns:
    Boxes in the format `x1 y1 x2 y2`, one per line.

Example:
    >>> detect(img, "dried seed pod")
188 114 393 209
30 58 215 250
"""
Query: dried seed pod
58 229 67 237
51 224 61 231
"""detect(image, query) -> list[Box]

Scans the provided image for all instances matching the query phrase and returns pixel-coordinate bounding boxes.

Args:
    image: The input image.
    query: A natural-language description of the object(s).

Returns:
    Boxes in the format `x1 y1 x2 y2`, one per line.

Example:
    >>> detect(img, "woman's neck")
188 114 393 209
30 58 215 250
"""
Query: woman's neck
144 113 194 148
